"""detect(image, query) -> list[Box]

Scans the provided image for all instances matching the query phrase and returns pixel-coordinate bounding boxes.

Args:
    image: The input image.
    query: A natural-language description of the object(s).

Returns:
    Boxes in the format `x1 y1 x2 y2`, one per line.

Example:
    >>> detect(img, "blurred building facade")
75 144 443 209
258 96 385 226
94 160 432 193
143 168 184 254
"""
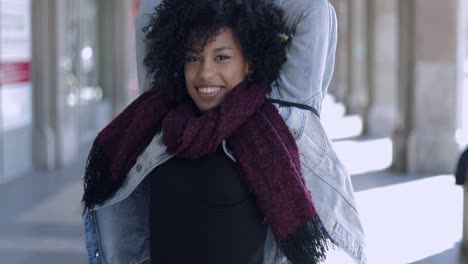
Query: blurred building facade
0 0 466 184
329 0 468 174
0 0 140 183
0 0 33 182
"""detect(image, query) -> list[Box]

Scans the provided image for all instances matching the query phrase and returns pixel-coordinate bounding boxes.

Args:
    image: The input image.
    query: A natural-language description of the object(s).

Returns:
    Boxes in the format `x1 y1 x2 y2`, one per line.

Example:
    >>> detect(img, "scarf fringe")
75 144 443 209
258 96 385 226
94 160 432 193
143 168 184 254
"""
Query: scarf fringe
82 138 123 215
279 217 334 264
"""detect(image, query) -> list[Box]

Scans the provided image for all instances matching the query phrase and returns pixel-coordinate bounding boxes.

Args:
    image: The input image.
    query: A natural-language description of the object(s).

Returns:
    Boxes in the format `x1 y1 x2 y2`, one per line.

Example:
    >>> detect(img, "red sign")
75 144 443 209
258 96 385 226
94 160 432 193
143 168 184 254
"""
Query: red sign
0 62 31 86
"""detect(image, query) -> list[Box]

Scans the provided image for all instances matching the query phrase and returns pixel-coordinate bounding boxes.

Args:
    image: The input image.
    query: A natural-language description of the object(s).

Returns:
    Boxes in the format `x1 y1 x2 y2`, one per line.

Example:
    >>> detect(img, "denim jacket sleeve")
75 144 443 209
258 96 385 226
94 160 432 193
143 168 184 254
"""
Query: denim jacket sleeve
270 0 337 114
135 0 161 93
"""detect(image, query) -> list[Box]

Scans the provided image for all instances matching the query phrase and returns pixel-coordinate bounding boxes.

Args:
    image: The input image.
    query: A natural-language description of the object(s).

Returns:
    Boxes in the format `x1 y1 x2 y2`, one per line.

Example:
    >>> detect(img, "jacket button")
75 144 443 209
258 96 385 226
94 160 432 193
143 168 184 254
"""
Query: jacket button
291 129 299 138
95 252 99 257
136 164 142 172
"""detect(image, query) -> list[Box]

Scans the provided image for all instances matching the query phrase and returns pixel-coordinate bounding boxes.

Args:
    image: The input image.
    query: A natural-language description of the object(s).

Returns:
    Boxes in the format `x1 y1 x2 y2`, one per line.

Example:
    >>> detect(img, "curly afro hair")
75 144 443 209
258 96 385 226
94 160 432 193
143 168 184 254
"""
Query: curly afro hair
143 0 289 102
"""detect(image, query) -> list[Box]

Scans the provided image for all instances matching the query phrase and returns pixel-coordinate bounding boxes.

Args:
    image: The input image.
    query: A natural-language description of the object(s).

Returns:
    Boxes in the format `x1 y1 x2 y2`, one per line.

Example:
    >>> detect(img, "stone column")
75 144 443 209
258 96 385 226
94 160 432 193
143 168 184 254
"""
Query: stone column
406 0 462 173
366 0 398 137
393 0 414 171
328 0 349 103
98 0 136 117
31 0 79 169
346 0 369 121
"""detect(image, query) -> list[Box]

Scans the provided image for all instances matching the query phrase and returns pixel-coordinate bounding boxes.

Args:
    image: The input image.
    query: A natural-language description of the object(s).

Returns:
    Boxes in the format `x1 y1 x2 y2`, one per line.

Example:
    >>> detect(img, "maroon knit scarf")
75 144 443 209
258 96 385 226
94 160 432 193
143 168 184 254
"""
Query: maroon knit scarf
82 80 332 263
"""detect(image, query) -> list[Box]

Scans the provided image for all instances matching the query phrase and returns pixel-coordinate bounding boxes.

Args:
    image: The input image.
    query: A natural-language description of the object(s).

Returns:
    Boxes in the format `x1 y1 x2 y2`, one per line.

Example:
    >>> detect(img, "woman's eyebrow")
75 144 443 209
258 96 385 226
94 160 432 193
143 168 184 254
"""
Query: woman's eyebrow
213 47 233 52
186 47 233 54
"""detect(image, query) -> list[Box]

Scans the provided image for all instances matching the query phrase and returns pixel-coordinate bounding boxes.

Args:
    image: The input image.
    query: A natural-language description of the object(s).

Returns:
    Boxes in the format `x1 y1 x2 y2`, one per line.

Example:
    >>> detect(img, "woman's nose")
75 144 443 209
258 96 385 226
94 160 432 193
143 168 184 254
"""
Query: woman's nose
199 60 216 80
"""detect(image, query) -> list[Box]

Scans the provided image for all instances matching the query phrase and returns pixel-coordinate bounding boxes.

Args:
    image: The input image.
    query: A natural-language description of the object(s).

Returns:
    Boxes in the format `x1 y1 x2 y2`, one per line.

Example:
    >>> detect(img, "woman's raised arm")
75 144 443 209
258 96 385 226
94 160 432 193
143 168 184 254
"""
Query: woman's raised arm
270 0 337 113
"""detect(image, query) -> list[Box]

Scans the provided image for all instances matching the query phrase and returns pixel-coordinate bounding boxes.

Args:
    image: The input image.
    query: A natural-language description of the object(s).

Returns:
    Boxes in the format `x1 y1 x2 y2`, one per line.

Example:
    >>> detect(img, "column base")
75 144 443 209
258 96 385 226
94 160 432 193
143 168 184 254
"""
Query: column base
345 93 368 117
391 127 408 171
463 186 468 251
408 130 459 174
367 105 397 137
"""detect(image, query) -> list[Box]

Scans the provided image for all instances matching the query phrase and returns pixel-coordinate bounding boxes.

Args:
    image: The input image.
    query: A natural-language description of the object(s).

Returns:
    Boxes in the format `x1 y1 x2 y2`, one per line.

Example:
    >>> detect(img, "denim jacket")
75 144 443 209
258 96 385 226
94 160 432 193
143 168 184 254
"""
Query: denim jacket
84 0 367 263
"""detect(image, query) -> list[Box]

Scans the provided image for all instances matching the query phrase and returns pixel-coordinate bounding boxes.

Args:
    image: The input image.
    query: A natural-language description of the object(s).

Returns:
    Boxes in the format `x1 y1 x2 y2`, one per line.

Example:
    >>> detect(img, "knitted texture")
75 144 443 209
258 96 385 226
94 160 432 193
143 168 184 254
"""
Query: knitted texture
82 80 332 263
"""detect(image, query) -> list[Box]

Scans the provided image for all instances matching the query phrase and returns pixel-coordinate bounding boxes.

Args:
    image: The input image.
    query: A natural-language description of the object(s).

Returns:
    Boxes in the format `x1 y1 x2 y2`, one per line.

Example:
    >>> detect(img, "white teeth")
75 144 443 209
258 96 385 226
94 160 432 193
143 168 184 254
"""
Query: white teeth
198 87 221 94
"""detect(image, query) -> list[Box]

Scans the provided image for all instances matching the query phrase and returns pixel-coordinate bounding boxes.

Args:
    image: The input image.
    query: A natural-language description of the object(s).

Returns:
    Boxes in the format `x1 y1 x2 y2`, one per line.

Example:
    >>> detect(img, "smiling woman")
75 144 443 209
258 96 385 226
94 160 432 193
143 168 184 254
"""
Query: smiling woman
184 28 250 112
82 0 367 264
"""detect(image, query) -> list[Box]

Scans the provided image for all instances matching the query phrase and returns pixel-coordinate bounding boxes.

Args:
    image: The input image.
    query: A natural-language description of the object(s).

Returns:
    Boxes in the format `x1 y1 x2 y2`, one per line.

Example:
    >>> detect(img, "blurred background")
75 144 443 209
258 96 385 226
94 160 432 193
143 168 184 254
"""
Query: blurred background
0 0 467 263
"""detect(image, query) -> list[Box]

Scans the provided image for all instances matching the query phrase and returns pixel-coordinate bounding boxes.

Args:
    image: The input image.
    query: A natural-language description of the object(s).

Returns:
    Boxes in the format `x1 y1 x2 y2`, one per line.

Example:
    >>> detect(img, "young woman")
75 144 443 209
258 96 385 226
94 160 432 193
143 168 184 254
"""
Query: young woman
83 0 366 263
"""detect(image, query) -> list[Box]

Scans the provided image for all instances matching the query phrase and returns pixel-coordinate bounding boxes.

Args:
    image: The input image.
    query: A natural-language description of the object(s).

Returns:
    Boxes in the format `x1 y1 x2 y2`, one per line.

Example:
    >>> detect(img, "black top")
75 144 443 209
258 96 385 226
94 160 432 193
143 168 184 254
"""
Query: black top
149 147 267 264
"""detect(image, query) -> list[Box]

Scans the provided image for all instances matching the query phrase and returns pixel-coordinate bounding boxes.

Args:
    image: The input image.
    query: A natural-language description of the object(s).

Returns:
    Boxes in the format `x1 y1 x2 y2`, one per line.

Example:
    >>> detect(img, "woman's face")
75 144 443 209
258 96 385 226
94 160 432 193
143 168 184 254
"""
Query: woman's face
184 27 250 112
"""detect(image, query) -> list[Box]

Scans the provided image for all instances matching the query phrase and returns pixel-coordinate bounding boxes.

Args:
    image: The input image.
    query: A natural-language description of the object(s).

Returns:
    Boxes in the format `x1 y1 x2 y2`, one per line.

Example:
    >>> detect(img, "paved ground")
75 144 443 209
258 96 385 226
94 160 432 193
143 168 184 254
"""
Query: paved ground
0 96 466 263
0 148 89 264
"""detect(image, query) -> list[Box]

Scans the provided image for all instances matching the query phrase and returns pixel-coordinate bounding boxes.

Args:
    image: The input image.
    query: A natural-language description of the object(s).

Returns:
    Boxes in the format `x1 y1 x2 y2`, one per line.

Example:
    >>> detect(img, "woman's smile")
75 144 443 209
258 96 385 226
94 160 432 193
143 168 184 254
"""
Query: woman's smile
196 86 224 99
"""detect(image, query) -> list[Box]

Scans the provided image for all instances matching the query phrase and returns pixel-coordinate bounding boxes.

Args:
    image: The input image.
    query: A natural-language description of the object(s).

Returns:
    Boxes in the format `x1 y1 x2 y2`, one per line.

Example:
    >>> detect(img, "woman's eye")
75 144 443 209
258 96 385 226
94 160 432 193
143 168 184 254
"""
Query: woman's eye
216 55 229 61
185 57 199 63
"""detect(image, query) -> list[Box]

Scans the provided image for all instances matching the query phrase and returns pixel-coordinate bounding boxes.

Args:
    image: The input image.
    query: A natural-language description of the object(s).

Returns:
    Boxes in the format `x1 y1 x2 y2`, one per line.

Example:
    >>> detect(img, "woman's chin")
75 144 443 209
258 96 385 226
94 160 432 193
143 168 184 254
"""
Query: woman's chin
194 94 225 112
197 102 220 112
